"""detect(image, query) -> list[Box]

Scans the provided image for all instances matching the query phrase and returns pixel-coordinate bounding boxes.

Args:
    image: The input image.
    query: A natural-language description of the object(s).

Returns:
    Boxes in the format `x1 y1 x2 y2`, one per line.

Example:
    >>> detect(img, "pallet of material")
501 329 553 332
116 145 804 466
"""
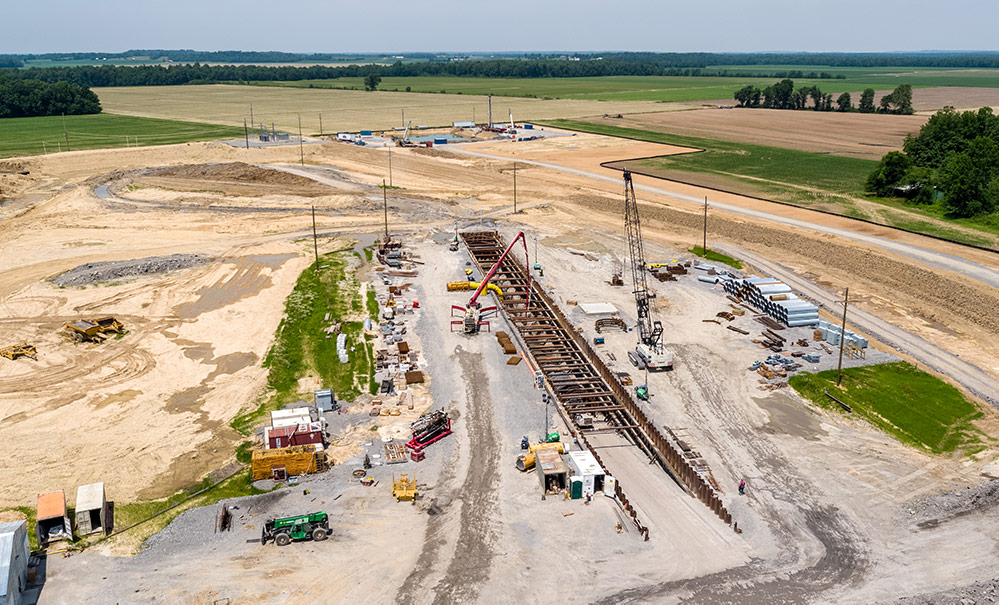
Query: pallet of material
384 442 408 464
405 371 425 384
251 446 323 480
507 356 522 365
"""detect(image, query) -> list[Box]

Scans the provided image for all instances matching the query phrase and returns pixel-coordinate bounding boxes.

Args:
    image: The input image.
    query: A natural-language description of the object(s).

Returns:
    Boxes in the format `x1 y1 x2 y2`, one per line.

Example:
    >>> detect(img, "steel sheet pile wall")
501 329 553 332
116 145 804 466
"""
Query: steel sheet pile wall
462 231 734 536
723 276 819 326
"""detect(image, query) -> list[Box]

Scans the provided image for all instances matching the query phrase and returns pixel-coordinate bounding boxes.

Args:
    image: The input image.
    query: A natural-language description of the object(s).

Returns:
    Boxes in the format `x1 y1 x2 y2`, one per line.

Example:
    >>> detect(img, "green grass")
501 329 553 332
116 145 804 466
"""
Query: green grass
789 362 984 454
690 246 742 269
541 119 999 250
543 119 873 196
247 69 999 102
231 248 374 434
0 506 38 550
0 113 244 158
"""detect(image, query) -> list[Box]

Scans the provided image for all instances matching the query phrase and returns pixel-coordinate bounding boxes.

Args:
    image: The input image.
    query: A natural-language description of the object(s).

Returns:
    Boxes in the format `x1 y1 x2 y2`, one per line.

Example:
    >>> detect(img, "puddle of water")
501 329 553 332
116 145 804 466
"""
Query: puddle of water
345 232 378 256
166 385 210 414
757 391 827 441
94 185 111 199
174 254 296 318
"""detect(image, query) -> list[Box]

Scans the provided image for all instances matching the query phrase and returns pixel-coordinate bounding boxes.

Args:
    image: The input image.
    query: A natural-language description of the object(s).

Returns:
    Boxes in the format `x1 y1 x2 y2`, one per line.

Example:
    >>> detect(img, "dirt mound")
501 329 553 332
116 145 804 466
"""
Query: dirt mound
151 162 318 187
896 578 999 604
910 478 999 525
0 159 33 173
53 254 213 287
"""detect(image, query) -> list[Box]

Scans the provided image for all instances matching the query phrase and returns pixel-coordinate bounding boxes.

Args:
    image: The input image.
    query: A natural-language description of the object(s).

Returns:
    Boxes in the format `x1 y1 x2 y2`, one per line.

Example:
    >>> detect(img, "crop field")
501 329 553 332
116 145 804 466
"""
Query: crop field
249 70 999 104
0 114 244 158
592 109 927 160
93 84 668 135
542 119 999 249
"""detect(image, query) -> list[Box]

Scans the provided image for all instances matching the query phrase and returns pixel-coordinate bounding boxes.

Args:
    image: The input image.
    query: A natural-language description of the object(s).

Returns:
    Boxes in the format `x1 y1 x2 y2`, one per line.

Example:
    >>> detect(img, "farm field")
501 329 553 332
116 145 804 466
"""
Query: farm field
92 84 672 135
593 108 927 160
248 71 999 105
0 114 244 159
540 119 999 249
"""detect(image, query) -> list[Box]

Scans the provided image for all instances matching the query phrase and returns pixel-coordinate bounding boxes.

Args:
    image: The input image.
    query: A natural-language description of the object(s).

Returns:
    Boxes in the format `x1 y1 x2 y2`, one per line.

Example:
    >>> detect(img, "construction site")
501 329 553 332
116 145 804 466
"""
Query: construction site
2 109 999 605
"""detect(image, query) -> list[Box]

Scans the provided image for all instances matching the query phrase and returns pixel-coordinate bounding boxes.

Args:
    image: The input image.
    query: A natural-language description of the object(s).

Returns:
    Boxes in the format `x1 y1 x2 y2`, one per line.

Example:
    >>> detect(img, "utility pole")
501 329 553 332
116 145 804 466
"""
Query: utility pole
243 118 249 149
298 114 305 166
513 161 517 213
402 108 405 128
388 146 393 187
62 114 70 151
250 104 254 130
836 287 850 387
42 141 47 154
703 195 708 253
311 205 320 273
382 179 389 240
319 112 323 136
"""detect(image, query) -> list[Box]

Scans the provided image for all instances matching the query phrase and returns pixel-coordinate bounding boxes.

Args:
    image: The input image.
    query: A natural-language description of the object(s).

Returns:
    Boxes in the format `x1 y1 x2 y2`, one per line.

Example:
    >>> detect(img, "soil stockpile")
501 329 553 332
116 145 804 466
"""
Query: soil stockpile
150 162 318 186
53 254 213 287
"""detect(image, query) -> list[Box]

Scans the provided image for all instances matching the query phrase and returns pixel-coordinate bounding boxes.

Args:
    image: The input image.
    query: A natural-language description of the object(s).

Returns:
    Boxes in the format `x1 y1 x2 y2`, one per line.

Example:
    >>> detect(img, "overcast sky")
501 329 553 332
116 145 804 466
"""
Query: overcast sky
3 0 996 54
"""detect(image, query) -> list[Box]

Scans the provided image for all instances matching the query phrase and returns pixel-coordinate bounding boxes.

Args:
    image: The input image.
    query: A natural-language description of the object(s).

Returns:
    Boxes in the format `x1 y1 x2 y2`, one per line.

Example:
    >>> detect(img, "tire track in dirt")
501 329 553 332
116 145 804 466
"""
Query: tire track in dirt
395 346 500 604
429 347 500 604
599 343 868 603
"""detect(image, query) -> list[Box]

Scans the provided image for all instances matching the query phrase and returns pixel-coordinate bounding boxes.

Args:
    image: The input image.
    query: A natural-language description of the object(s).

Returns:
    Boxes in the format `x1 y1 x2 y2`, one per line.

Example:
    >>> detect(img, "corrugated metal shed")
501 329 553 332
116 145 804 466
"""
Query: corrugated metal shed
0 520 29 603
75 483 107 536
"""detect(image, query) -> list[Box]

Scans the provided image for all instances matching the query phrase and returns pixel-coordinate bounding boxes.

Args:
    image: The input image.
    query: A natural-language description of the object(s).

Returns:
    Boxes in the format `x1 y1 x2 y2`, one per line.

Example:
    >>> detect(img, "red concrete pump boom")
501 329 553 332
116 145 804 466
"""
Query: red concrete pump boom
468 231 531 311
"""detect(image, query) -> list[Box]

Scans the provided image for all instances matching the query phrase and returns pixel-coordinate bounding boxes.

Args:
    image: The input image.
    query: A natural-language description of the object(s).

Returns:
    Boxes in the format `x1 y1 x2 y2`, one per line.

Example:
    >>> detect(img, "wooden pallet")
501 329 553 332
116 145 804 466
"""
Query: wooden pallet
384 442 408 464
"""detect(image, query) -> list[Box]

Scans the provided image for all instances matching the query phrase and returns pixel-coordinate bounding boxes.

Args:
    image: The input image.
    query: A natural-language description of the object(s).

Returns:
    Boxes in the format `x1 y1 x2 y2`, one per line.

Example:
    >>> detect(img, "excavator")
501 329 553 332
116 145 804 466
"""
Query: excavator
450 231 531 334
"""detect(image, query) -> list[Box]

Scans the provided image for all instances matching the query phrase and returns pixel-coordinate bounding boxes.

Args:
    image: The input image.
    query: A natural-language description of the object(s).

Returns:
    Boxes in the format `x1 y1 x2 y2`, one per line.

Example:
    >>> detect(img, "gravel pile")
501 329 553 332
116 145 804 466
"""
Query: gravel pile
908 478 999 524
896 578 999 604
53 254 213 287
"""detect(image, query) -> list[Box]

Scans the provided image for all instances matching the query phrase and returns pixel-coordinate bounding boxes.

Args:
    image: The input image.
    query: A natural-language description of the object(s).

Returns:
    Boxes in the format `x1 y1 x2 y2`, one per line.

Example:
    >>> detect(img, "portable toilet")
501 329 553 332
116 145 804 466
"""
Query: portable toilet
75 482 108 536
569 476 583 500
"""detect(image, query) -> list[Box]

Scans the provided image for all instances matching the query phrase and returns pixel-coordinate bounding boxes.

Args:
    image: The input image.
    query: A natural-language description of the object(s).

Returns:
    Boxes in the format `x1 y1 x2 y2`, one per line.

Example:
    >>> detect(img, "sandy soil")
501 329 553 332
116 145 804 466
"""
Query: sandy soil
591 108 927 160
2 129 999 602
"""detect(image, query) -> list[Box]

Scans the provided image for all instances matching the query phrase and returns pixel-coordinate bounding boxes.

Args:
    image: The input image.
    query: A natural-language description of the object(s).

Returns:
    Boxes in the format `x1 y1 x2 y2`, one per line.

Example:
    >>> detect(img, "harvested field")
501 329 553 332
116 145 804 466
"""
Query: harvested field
52 254 214 287
93 84 667 135
906 86 999 112
593 109 927 160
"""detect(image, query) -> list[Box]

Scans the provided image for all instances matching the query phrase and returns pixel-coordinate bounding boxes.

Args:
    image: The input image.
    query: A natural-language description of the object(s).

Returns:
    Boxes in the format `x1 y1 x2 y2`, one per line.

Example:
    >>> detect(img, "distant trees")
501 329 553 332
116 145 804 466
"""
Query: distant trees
866 106 999 217
0 75 101 118
836 92 852 112
733 85 761 107
363 73 382 91
879 84 914 114
858 88 876 113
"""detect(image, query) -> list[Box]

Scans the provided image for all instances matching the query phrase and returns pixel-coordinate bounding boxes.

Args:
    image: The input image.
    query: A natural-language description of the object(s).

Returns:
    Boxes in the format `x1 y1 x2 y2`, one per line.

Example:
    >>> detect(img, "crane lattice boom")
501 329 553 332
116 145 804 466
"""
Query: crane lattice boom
623 171 663 350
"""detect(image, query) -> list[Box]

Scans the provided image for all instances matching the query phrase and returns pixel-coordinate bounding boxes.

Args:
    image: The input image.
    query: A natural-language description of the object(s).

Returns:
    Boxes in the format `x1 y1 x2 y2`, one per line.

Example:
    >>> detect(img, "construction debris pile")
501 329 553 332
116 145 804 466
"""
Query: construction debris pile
722 276 819 326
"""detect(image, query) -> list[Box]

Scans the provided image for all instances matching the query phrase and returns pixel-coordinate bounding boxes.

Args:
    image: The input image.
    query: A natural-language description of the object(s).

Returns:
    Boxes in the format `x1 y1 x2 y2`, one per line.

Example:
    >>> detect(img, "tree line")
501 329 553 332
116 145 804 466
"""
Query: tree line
0 73 101 118
7 50 999 69
733 80 913 114
867 106 999 217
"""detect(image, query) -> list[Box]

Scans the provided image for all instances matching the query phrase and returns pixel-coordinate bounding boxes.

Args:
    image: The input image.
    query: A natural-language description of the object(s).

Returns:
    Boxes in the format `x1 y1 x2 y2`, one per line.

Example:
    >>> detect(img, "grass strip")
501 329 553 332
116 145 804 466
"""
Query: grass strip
789 362 984 454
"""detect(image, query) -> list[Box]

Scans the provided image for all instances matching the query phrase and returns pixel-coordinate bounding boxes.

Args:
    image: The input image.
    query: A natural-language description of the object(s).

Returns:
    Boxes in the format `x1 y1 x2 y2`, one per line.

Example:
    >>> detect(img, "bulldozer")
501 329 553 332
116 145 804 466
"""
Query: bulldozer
260 511 330 546
64 317 125 343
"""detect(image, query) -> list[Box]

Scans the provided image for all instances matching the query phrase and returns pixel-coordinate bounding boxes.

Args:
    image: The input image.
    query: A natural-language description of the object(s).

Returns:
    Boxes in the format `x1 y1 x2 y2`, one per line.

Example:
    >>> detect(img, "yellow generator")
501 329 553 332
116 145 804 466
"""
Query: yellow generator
392 474 418 503
516 442 566 472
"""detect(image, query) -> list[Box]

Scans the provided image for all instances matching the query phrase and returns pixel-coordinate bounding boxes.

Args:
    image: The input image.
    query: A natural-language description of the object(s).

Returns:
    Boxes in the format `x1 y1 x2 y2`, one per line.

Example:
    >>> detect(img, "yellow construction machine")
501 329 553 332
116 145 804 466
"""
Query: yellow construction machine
392 474 418 503
64 317 125 343
0 342 37 361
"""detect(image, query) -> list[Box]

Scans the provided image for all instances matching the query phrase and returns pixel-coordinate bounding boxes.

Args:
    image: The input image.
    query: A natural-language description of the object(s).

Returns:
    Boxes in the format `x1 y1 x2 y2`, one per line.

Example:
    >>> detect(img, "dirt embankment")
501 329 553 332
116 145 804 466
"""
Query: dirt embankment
0 159 40 199
570 193 999 338
137 162 334 197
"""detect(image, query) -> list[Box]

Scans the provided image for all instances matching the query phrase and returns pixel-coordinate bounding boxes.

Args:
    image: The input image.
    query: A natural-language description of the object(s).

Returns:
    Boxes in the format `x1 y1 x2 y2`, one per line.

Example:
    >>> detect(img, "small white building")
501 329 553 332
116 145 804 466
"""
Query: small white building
0 520 29 605
270 407 314 429
567 449 606 496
